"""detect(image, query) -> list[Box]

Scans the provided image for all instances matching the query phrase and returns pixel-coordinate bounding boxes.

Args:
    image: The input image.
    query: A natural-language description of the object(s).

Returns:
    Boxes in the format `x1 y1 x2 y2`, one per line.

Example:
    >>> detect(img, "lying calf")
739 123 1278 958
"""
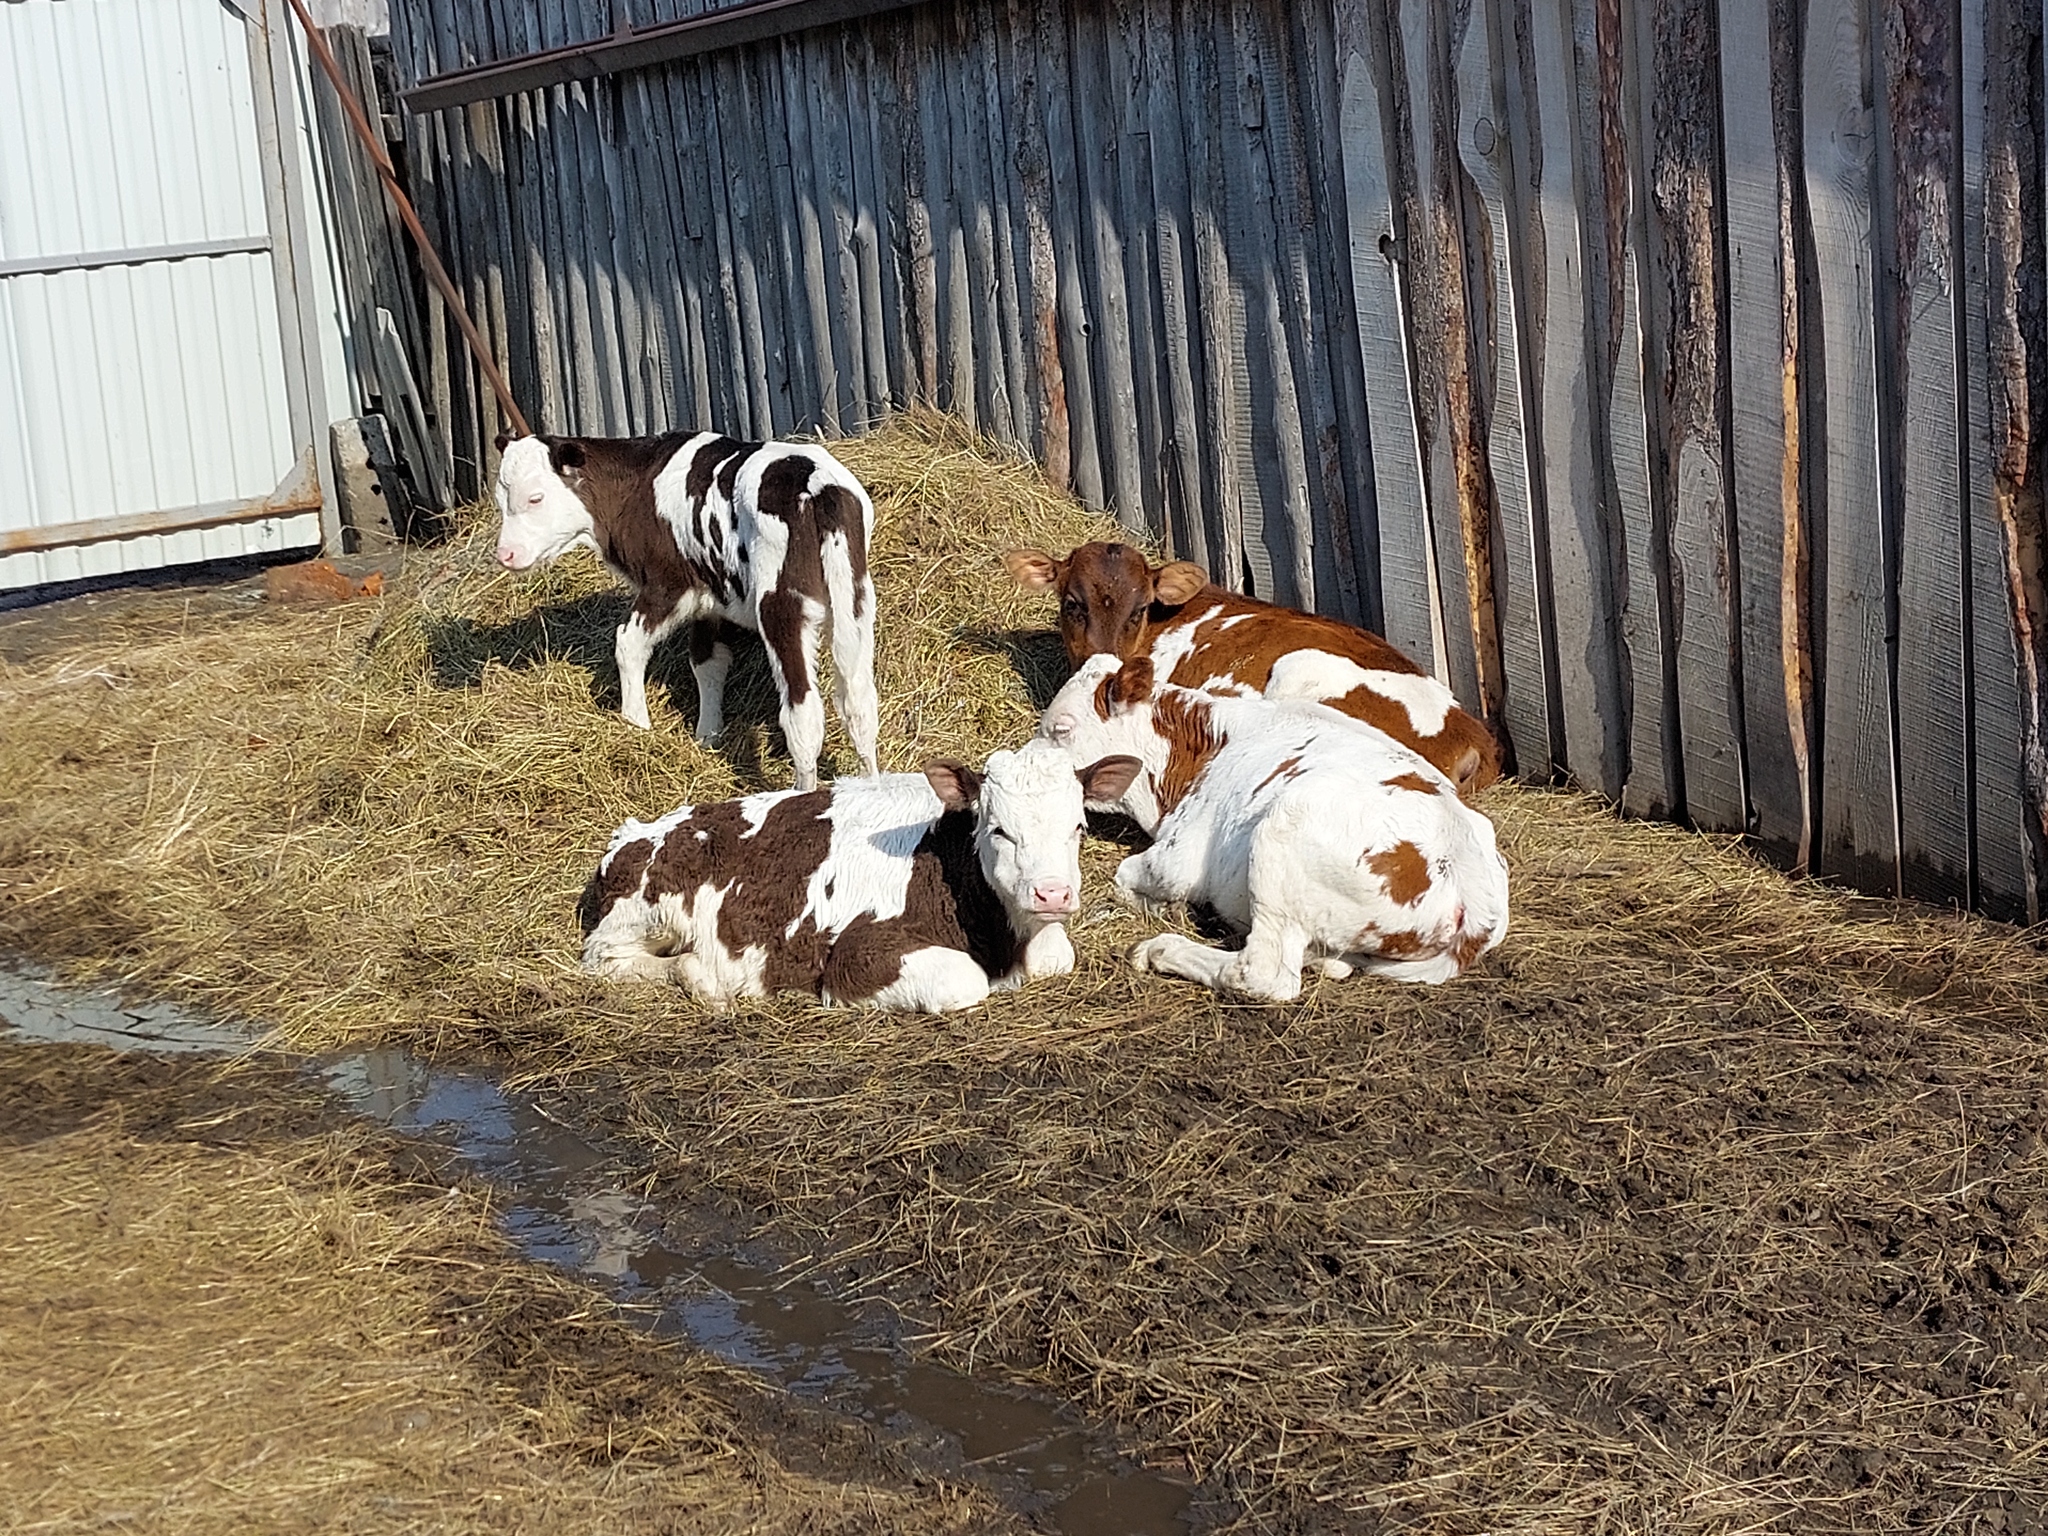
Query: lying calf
579 738 1141 1012
1039 655 1509 1000
1004 540 1500 796
494 429 879 791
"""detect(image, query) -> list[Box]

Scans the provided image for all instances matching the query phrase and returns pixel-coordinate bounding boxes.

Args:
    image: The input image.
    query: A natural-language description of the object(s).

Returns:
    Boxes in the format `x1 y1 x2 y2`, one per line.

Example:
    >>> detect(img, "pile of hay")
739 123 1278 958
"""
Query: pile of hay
4 408 2048 1531
0 1041 1010 1534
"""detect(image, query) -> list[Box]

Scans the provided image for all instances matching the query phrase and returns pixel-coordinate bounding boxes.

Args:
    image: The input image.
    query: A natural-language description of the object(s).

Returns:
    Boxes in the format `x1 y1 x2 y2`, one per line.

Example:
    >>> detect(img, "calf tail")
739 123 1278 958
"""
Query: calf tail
812 482 880 775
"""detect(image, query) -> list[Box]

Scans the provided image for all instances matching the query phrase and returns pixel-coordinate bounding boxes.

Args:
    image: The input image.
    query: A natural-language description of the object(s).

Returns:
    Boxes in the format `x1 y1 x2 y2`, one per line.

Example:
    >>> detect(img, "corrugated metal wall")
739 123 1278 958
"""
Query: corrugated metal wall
384 0 2048 923
0 0 353 590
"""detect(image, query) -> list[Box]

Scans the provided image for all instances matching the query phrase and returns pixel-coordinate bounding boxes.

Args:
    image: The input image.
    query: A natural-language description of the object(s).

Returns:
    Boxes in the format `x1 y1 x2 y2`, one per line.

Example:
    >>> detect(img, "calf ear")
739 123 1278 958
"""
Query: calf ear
1076 754 1143 802
1108 657 1156 709
1002 547 1061 591
922 760 984 811
1151 560 1207 606
492 431 515 453
549 439 587 472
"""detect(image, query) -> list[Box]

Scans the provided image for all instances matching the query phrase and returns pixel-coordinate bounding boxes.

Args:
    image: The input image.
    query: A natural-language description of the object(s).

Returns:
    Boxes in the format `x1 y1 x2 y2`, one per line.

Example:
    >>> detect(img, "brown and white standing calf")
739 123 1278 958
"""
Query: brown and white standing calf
494 430 880 790
1038 653 1510 1001
579 738 1142 1013
1003 541 1500 797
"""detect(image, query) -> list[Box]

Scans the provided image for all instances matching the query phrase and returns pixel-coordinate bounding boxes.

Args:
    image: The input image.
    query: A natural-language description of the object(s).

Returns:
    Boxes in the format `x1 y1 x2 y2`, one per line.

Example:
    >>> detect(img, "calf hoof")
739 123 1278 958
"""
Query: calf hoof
1316 957 1355 981
622 708 654 731
1128 935 1173 974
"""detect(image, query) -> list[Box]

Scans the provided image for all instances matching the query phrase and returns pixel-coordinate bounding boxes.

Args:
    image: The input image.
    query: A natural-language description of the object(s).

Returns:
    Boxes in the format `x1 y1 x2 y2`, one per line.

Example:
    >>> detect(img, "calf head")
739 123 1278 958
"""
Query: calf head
924 738 1141 928
1039 655 1169 820
1003 542 1208 667
493 433 597 570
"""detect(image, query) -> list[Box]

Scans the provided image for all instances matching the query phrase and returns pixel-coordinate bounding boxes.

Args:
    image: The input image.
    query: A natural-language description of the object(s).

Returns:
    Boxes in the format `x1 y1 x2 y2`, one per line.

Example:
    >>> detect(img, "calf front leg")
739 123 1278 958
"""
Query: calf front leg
1131 912 1311 1003
615 602 686 731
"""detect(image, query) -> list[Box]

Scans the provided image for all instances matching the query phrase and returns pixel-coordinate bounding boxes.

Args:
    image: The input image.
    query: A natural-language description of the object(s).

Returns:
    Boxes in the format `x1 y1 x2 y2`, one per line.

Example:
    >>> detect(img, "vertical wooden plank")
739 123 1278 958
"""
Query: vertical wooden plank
1334 0 1439 673
810 32 868 430
1881 0 1971 903
1104 0 1171 535
515 92 568 431
749 45 808 434
773 37 834 434
1140 0 1214 565
977 0 1035 447
1632 0 1747 830
1805 0 1901 893
1256 0 1362 622
1068 0 1148 523
1455 0 1553 775
866 18 919 413
661 63 723 427
1038 0 1106 504
1393 0 1485 708
844 27 895 421
1215 0 1289 603
1965 0 2047 918
1717 0 1815 870
1004 0 1072 487
943 1 1010 441
1179 0 1249 589
1579 0 1679 821
1292 0 1385 631
703 54 773 435
1512 0 1627 795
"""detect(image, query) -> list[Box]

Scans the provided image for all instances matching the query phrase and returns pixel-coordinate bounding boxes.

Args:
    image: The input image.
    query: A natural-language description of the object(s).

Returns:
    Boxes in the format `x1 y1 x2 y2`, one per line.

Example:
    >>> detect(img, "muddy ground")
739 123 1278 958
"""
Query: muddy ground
0 1037 1038 1535
3 418 2047 1532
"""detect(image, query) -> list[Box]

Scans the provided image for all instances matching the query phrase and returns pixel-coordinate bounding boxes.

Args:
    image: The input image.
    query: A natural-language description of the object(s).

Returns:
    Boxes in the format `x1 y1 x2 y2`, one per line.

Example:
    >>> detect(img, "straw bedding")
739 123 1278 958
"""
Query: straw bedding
2 409 2046 1532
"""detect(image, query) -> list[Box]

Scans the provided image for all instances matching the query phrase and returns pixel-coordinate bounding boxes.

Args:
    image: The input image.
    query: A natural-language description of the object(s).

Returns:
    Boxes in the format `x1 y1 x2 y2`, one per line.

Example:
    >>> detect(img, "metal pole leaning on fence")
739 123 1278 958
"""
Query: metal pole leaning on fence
278 0 532 440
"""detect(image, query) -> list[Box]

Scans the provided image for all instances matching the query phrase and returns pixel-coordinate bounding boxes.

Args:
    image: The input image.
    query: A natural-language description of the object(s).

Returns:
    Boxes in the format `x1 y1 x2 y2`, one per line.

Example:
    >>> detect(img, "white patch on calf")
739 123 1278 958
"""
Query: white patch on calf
1265 649 1458 736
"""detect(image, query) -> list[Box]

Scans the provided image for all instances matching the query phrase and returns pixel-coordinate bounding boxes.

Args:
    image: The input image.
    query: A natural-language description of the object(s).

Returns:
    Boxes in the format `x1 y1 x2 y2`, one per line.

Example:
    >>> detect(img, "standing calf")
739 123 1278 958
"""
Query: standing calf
1004 541 1500 796
580 738 1142 1013
494 430 880 791
1039 654 1509 1000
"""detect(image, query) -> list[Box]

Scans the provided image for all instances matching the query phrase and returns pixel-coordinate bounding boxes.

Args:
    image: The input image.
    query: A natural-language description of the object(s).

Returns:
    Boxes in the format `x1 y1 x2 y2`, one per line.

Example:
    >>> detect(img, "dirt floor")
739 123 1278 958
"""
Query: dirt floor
0 1039 1021 1535
3 412 2047 1532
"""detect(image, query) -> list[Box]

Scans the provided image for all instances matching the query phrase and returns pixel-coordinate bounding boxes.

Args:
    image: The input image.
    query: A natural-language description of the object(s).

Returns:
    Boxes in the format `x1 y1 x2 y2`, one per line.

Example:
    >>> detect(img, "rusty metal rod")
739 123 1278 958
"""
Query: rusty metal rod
278 0 531 438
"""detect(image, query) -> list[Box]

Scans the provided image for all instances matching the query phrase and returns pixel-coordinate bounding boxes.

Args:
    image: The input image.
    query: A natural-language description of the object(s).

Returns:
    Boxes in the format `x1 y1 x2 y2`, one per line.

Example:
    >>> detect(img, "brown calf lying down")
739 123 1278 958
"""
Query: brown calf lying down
1003 541 1500 796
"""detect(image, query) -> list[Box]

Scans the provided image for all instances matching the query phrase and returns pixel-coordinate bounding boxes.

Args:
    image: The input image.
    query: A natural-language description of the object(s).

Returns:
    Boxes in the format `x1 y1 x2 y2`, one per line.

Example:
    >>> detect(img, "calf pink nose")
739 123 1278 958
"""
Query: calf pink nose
1031 880 1077 913
496 546 518 568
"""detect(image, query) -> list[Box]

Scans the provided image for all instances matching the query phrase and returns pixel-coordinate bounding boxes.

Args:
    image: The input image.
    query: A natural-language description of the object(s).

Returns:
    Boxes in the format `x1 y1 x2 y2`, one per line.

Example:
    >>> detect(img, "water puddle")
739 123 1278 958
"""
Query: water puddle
0 962 1194 1534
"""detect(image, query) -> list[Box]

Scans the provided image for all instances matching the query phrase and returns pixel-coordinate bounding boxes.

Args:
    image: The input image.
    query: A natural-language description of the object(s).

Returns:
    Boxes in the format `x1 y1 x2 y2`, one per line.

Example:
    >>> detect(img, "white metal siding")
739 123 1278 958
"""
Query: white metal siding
0 0 341 589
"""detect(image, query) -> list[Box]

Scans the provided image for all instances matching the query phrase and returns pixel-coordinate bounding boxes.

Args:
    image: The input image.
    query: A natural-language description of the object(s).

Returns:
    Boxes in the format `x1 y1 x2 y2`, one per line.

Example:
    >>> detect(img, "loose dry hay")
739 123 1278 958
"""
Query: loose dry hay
0 1042 1009 1535
2 408 2047 1532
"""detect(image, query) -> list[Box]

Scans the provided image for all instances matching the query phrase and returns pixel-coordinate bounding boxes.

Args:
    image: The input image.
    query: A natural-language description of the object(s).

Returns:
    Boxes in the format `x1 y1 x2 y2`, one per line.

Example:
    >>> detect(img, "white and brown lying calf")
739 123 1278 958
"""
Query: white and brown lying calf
495 429 879 790
1039 654 1509 1000
579 738 1142 1013
1003 541 1501 797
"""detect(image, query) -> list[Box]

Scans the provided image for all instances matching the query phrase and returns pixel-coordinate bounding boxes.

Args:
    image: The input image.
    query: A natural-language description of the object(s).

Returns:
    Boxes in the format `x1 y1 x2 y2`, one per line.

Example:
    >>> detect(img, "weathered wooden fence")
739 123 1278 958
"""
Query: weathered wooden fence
377 0 2048 922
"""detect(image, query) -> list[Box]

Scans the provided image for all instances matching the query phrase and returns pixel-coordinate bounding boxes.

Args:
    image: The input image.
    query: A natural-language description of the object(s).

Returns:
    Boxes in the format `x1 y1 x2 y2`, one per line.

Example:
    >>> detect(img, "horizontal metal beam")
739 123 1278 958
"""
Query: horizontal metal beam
0 234 273 281
398 0 926 113
0 449 323 556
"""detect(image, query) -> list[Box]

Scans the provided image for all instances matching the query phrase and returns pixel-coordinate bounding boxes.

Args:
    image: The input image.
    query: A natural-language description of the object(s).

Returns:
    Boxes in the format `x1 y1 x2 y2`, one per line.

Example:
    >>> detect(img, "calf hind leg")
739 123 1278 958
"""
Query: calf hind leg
757 591 828 790
829 944 992 1013
686 619 737 744
829 586 880 776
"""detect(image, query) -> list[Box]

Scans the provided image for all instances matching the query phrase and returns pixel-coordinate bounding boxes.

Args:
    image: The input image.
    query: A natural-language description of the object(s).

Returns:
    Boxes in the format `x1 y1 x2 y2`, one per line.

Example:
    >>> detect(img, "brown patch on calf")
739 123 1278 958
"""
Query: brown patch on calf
1254 755 1305 794
1450 925 1492 973
1365 841 1433 906
1360 925 1429 959
1151 690 1224 815
577 836 657 936
1382 771 1441 795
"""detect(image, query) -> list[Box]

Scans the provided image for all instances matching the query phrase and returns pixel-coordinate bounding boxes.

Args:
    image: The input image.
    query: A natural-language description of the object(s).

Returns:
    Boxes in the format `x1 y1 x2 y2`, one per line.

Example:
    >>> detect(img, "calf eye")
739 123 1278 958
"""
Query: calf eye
526 491 545 505
990 826 1013 844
